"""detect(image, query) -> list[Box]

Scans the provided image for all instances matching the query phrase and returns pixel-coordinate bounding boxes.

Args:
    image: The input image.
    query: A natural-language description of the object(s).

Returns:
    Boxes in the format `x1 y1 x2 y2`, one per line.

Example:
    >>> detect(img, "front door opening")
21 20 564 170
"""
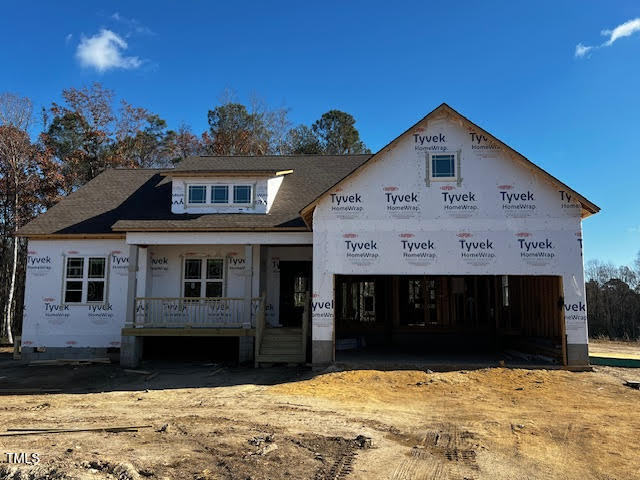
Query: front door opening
335 275 566 364
279 261 312 327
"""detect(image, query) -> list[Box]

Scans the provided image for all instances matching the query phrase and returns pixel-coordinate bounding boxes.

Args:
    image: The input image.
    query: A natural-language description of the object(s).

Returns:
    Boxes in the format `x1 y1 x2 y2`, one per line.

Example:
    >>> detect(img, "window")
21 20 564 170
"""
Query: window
233 185 252 204
293 275 309 308
501 275 510 307
186 184 253 206
188 185 207 204
401 276 439 326
183 258 224 298
427 151 460 183
64 257 106 303
211 185 229 204
431 153 456 179
338 279 377 324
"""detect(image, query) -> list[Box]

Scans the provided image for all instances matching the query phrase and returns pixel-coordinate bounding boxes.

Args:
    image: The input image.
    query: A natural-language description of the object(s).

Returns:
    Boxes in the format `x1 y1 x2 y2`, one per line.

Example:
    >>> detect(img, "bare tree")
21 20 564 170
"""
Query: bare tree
0 93 33 130
0 129 29 343
0 93 34 343
0 94 62 344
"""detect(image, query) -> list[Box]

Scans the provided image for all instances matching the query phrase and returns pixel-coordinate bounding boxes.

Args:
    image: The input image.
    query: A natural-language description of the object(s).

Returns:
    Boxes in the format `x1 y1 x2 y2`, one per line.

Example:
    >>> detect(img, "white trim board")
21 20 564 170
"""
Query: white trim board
126 231 313 245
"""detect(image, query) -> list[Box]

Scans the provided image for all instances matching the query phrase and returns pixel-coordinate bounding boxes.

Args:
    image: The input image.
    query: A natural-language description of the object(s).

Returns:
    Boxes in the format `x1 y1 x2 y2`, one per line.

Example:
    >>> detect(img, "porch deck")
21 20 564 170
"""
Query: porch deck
121 327 256 336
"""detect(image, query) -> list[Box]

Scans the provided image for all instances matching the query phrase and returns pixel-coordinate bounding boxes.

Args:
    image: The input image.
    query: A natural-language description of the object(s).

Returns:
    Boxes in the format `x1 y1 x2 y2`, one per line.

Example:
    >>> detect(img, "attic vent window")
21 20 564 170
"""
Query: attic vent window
427 151 461 184
432 154 455 178
188 185 207 204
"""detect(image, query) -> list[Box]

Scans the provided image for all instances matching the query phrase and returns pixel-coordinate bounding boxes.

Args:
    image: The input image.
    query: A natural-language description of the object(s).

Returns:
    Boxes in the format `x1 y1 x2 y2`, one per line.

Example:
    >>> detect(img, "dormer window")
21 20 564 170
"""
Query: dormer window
233 185 252 204
212 185 229 204
185 183 254 206
188 185 207 204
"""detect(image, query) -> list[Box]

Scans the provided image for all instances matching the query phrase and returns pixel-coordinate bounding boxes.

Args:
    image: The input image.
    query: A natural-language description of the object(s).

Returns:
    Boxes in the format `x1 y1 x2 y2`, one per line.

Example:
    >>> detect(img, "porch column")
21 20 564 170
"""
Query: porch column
239 244 258 363
243 245 253 327
251 244 261 298
121 245 143 368
125 245 139 328
136 246 149 298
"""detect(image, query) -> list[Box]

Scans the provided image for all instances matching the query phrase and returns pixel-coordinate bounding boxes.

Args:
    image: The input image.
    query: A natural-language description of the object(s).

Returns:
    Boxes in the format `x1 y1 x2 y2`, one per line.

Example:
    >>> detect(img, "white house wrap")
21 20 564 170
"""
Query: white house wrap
308 108 591 364
17 104 598 367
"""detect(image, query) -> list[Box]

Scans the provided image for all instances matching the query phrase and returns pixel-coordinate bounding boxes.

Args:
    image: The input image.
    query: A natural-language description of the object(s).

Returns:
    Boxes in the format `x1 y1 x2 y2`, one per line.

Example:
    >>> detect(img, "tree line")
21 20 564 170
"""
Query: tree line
0 83 370 343
585 255 640 341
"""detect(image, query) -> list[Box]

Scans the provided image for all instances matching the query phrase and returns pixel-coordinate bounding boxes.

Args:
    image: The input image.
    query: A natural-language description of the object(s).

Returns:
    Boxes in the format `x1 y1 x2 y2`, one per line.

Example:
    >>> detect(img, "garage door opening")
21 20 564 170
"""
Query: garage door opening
335 275 566 365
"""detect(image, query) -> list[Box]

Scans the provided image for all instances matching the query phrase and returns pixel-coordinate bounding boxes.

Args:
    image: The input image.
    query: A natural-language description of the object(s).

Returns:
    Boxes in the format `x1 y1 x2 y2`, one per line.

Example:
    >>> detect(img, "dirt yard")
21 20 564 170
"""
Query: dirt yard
0 357 639 479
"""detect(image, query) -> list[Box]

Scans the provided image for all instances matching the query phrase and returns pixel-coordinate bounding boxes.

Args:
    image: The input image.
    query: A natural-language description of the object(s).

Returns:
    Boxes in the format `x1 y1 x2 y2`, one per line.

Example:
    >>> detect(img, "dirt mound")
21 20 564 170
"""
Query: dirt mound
269 368 564 404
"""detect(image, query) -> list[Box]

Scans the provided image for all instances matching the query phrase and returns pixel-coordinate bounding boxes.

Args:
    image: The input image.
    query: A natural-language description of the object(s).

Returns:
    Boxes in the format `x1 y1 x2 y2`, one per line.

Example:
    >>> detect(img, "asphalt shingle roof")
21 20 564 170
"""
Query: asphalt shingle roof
17 155 371 235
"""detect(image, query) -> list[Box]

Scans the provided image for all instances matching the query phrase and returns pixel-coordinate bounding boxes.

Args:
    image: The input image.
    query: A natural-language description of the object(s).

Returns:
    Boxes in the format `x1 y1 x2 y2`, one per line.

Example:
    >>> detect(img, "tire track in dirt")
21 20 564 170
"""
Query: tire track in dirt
390 424 479 480
322 447 356 479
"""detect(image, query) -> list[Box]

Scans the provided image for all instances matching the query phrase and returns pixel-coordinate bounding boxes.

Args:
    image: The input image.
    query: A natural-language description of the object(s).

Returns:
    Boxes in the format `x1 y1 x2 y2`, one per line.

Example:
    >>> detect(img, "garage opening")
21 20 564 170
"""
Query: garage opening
335 275 566 365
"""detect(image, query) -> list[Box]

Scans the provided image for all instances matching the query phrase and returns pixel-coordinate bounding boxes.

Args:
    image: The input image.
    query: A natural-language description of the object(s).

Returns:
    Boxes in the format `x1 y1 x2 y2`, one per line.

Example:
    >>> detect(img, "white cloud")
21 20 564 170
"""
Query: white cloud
576 17 640 58
76 29 142 72
575 43 592 58
111 12 154 36
601 18 640 46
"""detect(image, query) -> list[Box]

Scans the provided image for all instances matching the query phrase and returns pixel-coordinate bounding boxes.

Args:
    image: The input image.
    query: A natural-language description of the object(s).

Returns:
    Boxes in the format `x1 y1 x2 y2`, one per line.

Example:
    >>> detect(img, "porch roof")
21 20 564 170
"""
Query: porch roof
17 155 370 236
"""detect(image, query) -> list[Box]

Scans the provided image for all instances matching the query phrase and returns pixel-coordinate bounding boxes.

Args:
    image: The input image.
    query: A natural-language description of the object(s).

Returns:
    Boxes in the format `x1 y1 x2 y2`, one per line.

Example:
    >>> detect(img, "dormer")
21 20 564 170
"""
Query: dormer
168 156 292 214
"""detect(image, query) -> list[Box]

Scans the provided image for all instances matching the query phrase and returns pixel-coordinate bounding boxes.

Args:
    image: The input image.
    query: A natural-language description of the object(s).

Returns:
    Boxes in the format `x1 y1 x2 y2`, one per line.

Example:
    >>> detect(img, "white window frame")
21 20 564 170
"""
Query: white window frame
184 182 255 207
232 184 253 205
211 184 230 205
428 151 458 182
182 257 226 298
62 256 108 304
187 185 208 205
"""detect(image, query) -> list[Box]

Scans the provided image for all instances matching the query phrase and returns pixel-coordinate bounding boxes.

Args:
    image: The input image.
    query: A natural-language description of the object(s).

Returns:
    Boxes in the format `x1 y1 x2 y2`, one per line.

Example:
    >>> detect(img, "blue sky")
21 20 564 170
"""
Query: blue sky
1 1 638 266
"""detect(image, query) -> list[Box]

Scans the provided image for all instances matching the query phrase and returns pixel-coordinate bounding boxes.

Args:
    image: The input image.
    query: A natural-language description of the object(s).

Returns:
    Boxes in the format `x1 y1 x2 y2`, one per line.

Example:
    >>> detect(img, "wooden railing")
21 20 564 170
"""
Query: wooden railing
130 297 263 329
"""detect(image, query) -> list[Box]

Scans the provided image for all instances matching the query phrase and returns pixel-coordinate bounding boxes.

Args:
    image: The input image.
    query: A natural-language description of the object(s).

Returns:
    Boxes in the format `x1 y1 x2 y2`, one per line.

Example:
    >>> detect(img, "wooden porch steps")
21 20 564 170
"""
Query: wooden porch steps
256 327 305 364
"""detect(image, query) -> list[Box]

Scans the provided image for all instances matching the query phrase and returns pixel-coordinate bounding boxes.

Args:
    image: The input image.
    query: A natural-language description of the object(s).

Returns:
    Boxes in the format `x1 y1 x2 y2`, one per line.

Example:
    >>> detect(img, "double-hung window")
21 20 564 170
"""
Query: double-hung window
64 257 107 303
183 258 225 298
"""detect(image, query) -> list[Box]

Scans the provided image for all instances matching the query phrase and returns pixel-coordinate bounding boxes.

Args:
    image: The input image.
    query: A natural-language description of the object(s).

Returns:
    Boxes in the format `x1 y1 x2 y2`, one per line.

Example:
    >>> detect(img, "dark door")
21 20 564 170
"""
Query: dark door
279 261 312 327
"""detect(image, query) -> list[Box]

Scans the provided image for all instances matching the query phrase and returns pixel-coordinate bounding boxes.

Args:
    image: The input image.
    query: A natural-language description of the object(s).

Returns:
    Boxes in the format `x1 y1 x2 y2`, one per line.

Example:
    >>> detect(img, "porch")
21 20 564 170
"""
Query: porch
119 233 313 367
121 295 309 367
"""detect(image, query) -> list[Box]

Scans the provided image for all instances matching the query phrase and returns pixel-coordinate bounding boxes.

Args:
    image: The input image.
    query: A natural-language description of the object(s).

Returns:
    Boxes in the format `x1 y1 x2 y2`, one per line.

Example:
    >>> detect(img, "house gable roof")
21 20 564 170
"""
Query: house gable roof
299 103 600 226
